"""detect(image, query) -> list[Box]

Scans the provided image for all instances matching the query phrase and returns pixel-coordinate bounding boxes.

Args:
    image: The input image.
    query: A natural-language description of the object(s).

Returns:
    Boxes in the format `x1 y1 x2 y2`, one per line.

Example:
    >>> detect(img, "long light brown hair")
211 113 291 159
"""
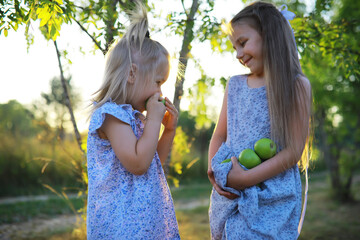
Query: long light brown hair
230 1 312 171
90 1 170 114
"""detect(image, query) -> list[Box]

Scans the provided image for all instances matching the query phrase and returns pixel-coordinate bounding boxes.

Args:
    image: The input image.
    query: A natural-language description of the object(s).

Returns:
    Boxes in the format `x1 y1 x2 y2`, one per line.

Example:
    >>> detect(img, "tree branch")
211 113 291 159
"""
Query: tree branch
72 17 107 55
53 40 85 154
299 35 360 56
71 3 85 10
181 0 188 17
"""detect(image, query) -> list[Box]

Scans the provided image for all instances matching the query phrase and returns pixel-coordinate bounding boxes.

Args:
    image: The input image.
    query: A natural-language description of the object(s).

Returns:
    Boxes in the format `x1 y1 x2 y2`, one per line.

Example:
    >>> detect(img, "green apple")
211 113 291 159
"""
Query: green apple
238 149 262 169
254 138 277 160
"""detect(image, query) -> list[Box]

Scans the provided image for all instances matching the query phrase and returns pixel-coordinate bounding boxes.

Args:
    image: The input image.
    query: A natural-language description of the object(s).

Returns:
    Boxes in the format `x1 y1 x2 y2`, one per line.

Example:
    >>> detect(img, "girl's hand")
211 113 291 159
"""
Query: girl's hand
156 97 178 164
208 168 239 200
227 156 248 190
161 97 178 131
146 93 166 122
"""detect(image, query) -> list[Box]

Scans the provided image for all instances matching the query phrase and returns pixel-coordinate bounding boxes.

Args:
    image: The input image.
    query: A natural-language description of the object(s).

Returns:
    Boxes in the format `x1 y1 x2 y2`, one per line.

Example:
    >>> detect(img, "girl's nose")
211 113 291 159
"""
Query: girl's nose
236 48 243 60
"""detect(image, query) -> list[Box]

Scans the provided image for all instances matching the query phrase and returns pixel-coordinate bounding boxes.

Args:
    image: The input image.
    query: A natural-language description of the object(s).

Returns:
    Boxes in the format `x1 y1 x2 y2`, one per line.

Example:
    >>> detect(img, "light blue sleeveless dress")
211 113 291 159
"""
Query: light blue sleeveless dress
209 75 302 240
86 100 180 240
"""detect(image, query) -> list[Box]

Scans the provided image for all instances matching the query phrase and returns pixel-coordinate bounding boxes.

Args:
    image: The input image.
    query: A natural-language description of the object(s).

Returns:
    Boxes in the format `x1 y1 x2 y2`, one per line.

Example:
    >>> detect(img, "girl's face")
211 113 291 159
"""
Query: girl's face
134 63 169 112
230 22 264 78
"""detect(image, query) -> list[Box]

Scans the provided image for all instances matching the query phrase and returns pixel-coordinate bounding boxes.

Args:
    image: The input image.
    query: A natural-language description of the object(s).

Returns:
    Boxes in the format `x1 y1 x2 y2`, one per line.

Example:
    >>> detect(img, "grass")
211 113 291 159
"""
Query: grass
298 177 360 240
176 206 211 240
0 197 84 224
171 180 212 201
2 172 360 240
171 181 213 239
173 173 360 240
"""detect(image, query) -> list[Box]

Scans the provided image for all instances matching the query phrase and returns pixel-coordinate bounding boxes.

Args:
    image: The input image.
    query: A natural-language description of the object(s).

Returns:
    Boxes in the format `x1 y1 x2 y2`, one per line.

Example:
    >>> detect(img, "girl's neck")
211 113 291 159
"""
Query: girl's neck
247 74 265 88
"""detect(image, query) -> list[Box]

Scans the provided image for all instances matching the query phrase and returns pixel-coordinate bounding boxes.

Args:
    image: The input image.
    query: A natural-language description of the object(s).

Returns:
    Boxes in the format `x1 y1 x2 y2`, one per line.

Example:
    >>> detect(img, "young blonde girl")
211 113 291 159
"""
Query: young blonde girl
86 3 180 239
208 1 312 239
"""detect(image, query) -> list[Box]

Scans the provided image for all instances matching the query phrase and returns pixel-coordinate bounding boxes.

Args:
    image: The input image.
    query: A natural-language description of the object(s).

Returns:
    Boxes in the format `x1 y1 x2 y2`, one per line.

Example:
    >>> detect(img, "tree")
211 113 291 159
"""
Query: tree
163 0 223 174
0 100 40 137
1 0 141 151
41 76 80 140
293 0 360 201
187 72 216 175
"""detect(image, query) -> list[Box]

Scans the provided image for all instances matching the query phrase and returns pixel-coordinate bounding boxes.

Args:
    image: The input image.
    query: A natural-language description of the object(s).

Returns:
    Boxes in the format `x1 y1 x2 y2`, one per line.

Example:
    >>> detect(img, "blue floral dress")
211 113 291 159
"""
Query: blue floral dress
209 75 302 240
86 100 180 240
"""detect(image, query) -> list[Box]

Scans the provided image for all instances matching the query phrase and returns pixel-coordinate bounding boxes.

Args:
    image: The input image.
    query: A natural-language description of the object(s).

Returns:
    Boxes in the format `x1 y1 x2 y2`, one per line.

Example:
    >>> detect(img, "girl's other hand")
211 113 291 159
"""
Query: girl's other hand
146 93 166 122
208 168 239 200
161 97 178 131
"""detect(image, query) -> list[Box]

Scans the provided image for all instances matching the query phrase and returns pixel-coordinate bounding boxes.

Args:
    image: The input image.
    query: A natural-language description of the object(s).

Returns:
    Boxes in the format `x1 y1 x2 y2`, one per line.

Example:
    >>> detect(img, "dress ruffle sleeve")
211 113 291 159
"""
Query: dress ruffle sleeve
88 101 140 138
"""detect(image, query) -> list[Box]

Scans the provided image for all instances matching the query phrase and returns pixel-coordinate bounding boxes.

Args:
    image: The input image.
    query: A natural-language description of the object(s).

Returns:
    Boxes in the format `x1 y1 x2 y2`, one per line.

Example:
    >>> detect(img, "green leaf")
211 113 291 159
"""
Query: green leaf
54 4 63 14
220 158 231 164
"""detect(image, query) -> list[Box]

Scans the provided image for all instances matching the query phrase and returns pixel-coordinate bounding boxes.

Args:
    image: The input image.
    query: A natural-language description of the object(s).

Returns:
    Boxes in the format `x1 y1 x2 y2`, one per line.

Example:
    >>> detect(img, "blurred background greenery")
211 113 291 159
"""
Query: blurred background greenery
1 0 359 239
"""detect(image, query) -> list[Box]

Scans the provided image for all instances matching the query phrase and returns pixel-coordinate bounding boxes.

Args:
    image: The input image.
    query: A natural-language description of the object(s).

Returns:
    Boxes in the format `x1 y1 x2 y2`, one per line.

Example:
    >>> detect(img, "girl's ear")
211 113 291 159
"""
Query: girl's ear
128 64 137 84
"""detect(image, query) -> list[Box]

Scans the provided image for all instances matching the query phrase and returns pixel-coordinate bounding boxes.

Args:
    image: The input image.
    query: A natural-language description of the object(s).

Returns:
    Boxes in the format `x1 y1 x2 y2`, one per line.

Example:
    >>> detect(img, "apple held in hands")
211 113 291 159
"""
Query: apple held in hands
220 149 262 169
219 138 277 169
238 149 262 169
254 138 277 160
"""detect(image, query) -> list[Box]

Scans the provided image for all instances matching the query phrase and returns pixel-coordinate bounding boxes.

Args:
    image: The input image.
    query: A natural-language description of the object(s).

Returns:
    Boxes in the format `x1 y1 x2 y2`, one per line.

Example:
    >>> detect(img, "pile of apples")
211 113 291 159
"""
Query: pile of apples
221 138 277 169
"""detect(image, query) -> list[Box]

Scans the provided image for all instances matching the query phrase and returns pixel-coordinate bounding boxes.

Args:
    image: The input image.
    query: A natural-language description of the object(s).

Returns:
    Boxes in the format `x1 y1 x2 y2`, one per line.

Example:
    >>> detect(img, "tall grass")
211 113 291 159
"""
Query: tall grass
0 134 85 197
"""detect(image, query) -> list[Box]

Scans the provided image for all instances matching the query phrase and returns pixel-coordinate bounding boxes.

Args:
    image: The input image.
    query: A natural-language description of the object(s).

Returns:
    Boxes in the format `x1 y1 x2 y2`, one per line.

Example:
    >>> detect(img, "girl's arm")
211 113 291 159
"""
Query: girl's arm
227 148 300 189
101 93 166 175
208 83 238 199
157 97 178 164
227 77 312 189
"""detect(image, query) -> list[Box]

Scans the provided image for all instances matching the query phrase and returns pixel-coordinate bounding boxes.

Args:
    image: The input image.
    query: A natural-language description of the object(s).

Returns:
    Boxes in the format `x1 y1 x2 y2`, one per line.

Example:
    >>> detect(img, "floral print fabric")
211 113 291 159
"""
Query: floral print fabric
86 101 180 240
209 75 302 240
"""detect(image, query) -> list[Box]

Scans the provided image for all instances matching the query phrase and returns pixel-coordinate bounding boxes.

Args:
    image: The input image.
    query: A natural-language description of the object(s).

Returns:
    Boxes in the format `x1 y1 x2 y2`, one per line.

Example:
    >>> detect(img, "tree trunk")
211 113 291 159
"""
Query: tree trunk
343 175 353 201
164 0 199 176
317 108 341 190
172 0 199 112
53 40 84 154
317 107 357 201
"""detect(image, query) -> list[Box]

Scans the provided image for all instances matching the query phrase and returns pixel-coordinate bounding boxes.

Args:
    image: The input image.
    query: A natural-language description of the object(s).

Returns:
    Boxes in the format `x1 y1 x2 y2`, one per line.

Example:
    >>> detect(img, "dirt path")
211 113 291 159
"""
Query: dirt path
0 214 82 240
0 198 209 240
0 194 78 205
1 173 358 239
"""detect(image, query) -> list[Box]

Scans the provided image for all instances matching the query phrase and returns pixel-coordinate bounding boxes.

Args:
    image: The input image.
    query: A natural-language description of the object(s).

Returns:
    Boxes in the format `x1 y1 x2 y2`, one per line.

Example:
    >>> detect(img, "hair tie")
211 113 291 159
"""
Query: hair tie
278 5 297 48
279 5 295 26
145 30 150 38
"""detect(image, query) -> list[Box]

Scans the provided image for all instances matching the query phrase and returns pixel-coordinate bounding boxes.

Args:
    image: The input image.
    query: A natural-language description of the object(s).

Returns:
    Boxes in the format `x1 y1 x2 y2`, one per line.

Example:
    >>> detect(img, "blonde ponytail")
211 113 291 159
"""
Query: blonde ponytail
89 1 170 115
125 2 149 57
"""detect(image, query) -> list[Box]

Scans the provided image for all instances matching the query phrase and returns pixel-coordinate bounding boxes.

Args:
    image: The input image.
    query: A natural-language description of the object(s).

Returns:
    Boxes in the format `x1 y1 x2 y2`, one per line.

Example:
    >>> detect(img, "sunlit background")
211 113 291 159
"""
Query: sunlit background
0 0 249 132
0 0 316 131
1 0 359 239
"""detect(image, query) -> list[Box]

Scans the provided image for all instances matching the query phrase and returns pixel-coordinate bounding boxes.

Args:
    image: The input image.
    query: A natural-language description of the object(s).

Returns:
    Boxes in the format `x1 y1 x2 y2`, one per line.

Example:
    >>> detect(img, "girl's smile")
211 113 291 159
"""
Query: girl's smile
230 22 264 78
242 57 252 67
